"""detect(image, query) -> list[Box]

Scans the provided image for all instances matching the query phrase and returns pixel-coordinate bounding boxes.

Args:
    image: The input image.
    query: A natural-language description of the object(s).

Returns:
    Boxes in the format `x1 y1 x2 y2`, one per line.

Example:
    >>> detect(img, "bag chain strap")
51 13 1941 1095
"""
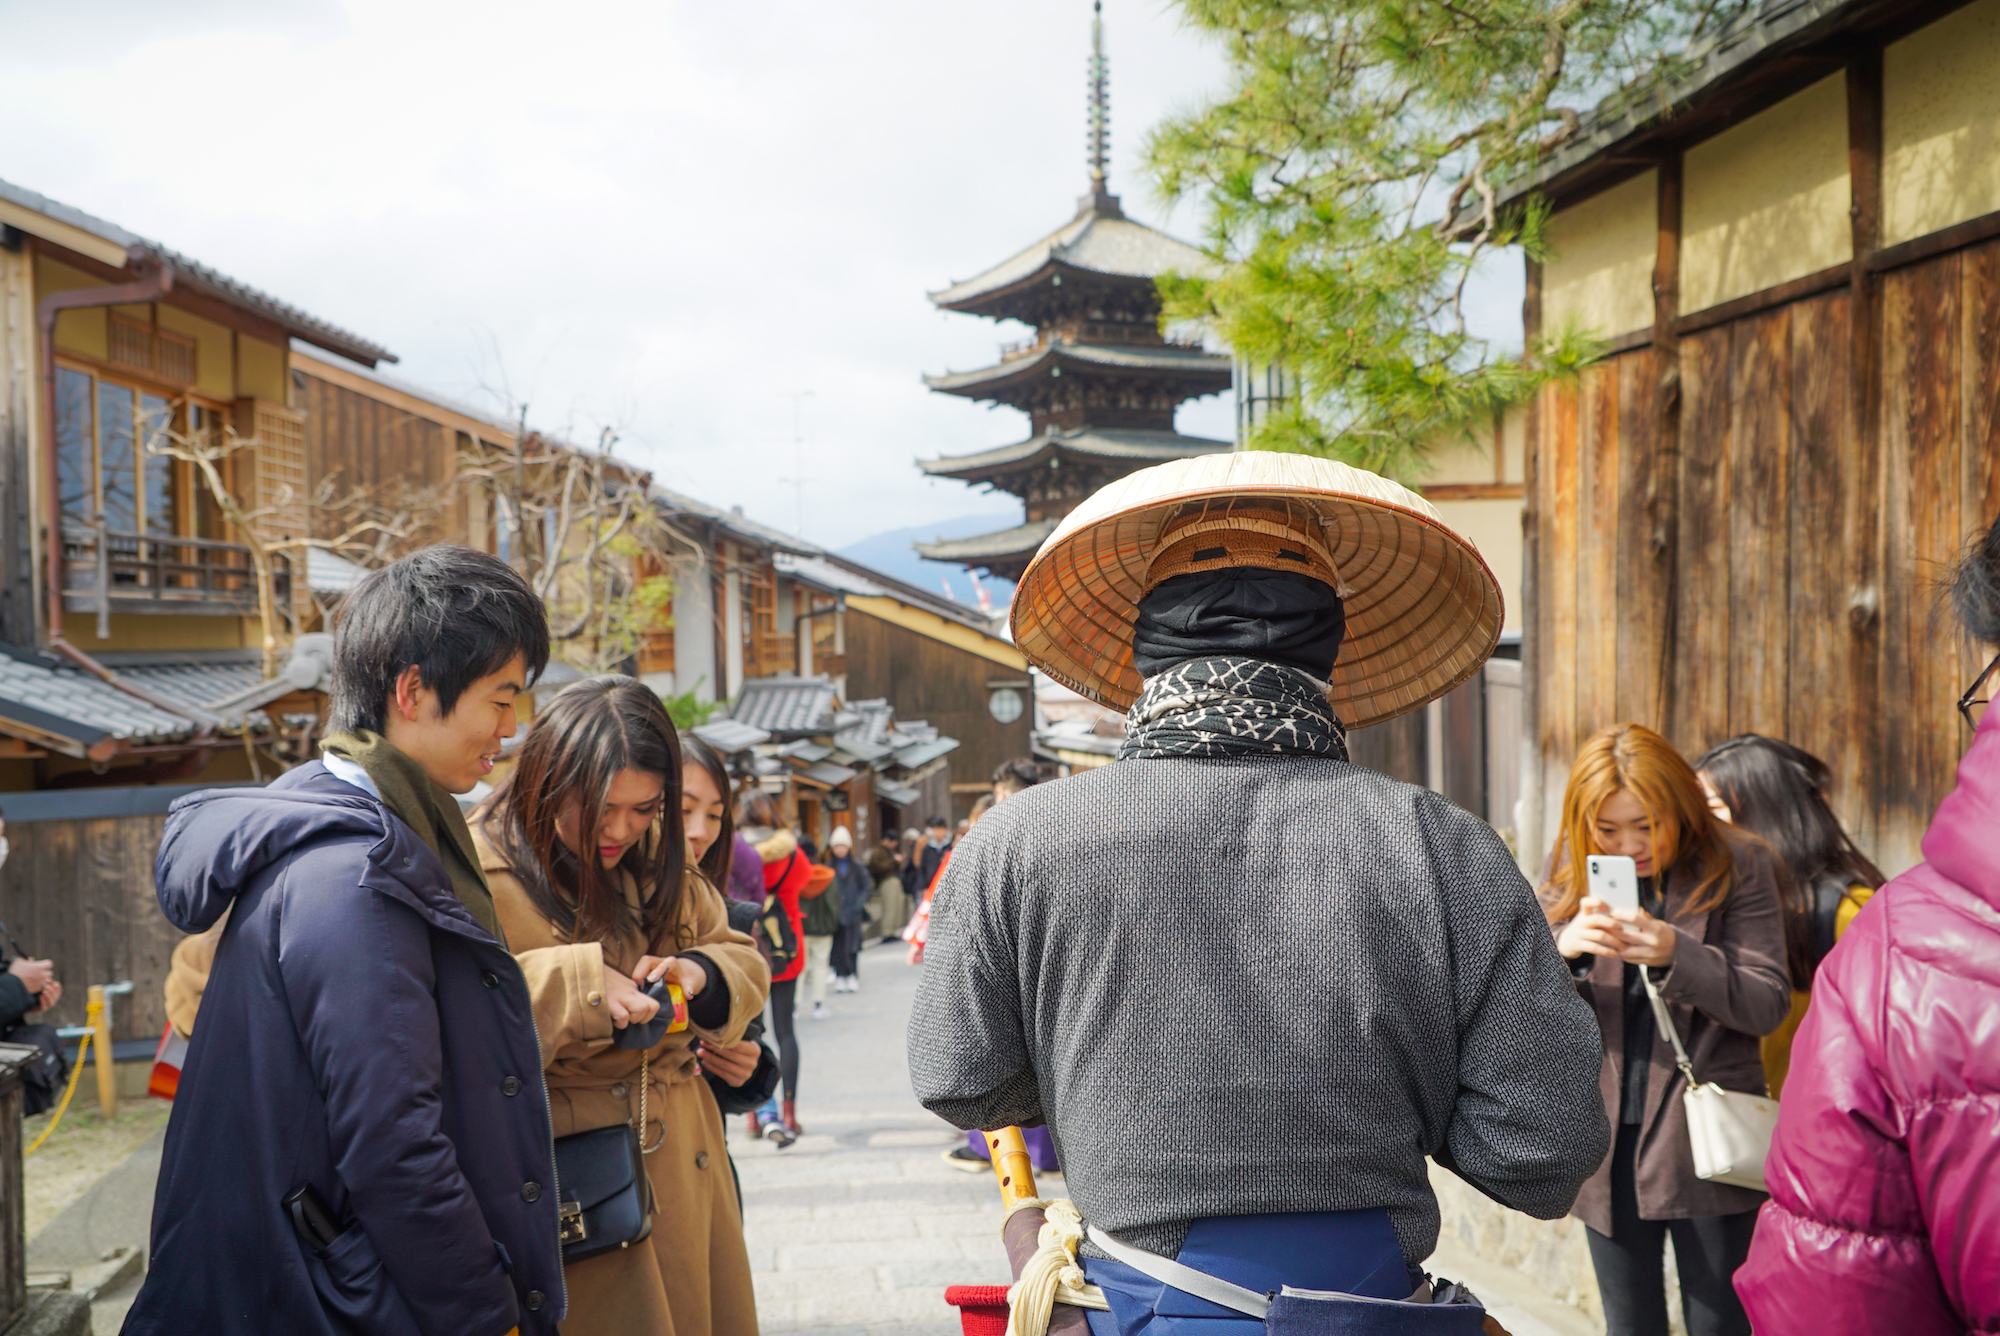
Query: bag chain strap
634 1049 664 1154
1640 970 1701 1086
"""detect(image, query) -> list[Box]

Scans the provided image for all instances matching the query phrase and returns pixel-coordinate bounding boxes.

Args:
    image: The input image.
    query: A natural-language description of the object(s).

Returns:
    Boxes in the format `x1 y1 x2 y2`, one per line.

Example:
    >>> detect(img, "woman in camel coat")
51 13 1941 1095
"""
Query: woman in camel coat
475 676 770 1336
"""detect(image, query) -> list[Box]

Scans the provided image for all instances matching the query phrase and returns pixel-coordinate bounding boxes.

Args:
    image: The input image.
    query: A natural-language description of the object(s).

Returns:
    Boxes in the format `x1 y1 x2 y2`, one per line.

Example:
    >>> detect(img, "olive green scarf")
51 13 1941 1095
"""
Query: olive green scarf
320 729 505 945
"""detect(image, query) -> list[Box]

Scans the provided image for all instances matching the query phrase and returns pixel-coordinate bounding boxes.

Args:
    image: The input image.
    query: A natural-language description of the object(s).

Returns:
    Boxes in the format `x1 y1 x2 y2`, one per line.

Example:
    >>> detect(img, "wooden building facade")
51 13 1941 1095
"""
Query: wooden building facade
647 487 1034 828
1514 0 2000 874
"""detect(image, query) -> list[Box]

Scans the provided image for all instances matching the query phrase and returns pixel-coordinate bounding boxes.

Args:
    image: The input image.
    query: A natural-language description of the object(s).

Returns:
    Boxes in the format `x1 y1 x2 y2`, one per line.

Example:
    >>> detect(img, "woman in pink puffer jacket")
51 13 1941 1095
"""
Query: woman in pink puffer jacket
1736 517 2000 1335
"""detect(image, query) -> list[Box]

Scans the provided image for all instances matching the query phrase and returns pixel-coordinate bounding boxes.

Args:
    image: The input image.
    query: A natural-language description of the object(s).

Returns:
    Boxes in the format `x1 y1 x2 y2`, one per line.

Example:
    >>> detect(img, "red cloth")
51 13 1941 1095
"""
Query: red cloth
902 851 953 947
1736 705 2000 1334
763 848 812 982
942 1286 1010 1336
148 1022 187 1100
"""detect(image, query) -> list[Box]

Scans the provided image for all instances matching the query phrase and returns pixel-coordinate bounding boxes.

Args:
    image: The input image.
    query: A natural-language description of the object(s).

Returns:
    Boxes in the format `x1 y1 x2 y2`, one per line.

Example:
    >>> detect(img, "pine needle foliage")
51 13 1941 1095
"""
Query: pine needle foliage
1146 0 1752 477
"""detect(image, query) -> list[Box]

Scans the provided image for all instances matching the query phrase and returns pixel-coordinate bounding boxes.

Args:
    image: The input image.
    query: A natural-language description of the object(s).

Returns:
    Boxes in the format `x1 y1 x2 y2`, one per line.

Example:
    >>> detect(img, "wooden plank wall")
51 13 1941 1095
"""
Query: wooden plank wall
298 373 459 543
1537 235 2000 873
842 609 1034 822
0 815 180 1044
1877 242 2000 867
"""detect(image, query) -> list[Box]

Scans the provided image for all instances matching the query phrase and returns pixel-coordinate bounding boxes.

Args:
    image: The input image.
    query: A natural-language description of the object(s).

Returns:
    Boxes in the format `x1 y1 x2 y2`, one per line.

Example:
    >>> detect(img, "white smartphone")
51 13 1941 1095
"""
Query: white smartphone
1585 854 1640 913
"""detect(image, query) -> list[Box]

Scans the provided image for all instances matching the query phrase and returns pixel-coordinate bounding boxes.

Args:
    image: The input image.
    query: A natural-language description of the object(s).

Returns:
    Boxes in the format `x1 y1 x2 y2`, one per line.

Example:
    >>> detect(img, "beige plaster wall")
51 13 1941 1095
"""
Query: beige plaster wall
237 334 287 404
84 614 250 652
1544 170 1655 339
1431 496 1522 636
1682 73 1851 313
1421 433 1498 487
1416 406 1526 487
1884 0 2000 246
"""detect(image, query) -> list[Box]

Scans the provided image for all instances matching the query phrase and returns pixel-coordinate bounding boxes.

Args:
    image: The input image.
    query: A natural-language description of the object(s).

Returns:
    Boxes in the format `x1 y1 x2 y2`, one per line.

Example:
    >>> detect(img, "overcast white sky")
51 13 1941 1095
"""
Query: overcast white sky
0 0 1254 551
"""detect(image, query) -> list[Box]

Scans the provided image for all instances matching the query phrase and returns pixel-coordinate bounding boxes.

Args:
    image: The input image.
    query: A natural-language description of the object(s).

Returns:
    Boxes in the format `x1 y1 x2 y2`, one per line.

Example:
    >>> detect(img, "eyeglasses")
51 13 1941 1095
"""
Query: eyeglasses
1959 651 2000 731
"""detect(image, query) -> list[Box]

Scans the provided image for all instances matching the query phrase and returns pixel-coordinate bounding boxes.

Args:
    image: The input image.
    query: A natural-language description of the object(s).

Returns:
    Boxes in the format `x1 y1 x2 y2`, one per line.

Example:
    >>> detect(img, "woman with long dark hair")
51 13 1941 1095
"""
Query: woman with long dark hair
680 734 776 1106
1544 723 1790 1336
1692 735 1884 1097
472 676 768 1336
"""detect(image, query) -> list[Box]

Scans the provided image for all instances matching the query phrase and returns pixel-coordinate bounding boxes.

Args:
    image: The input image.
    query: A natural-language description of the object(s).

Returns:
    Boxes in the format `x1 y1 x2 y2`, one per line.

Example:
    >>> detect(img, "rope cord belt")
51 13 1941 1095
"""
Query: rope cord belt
1003 1198 1109 1336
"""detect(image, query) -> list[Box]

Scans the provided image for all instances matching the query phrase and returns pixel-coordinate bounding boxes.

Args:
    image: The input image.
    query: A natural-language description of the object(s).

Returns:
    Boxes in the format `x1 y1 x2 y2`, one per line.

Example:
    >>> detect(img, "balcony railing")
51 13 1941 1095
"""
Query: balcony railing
62 528 290 618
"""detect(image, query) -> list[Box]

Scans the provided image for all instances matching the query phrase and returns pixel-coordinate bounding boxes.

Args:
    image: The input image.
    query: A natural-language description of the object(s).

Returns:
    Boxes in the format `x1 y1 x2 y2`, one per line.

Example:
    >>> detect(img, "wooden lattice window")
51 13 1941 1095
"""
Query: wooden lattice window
741 560 783 679
107 313 197 385
635 553 676 675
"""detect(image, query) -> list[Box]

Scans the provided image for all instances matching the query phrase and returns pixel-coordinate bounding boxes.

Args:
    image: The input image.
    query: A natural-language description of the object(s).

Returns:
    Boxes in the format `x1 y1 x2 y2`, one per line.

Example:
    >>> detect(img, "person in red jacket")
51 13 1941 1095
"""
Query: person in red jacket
736 791 825 1147
1736 513 2000 1334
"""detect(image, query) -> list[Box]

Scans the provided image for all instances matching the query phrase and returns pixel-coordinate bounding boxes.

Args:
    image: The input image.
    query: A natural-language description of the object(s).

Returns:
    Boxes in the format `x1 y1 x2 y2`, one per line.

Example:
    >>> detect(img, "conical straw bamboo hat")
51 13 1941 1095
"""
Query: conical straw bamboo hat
1010 451 1503 728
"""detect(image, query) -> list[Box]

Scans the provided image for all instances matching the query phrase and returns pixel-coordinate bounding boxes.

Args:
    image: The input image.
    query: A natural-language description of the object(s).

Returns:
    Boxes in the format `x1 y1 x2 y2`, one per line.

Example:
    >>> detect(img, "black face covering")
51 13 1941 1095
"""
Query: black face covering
1130 568 1346 679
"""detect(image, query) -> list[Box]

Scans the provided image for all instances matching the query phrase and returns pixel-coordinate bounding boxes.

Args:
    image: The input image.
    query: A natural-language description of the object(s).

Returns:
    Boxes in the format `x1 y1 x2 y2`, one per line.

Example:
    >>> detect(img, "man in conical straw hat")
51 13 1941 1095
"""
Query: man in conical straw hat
909 452 1607 1333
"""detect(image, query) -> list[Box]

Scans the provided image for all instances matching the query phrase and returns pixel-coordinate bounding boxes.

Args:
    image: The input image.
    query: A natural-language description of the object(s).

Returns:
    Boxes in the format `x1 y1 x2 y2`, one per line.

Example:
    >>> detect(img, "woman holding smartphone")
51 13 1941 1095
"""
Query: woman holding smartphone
1543 723 1790 1336
680 733 782 1112
473 676 769 1336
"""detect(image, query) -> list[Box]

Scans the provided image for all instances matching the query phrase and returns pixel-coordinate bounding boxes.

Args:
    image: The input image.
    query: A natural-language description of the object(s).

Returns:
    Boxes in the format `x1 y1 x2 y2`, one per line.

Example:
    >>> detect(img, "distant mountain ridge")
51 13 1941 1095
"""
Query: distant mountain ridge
837 513 1020 610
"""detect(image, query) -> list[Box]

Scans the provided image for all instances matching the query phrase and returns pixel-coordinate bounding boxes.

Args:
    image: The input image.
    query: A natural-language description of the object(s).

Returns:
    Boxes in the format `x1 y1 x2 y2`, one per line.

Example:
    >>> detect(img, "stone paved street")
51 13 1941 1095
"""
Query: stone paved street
731 939 1015 1336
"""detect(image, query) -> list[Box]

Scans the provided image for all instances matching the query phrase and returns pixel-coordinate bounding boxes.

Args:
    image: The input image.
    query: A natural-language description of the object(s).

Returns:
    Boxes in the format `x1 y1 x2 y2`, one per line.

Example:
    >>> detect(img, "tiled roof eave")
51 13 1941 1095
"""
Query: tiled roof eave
1480 0 1901 219
923 343 1233 398
913 518 1060 564
917 429 1231 481
931 256 1162 318
135 243 396 367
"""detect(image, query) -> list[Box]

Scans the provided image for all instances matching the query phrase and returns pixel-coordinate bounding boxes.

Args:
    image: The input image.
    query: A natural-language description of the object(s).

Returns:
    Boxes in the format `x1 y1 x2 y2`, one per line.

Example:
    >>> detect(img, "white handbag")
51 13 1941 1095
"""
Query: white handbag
1643 973 1778 1192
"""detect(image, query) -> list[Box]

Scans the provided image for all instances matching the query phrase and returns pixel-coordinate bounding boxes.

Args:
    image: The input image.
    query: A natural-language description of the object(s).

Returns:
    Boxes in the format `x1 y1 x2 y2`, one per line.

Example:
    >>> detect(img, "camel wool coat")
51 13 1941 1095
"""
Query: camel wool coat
476 829 770 1336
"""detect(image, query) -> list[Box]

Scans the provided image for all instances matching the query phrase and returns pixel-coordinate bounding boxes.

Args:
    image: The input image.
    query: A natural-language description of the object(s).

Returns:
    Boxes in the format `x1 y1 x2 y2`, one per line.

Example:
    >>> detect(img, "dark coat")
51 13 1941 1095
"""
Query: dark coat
913 841 950 899
829 853 872 929
1564 826 1791 1232
0 963 34 1034
122 764 563 1336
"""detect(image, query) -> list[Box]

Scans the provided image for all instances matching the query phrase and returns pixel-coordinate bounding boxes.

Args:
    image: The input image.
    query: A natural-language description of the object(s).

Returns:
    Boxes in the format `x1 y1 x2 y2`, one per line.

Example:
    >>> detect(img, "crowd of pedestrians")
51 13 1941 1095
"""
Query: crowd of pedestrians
93 466 2000 1336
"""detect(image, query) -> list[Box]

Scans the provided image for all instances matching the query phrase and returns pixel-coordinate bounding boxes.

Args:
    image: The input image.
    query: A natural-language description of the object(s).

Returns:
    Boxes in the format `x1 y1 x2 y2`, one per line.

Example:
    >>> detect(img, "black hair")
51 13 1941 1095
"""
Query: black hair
1693 734 1885 984
992 757 1042 796
679 732 736 889
1949 511 2000 647
329 545 550 734
476 676 686 954
925 814 949 829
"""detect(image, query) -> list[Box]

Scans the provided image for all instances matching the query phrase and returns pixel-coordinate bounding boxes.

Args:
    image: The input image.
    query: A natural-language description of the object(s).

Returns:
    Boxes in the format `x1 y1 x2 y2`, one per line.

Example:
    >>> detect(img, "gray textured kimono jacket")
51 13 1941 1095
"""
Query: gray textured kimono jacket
907 753 1609 1265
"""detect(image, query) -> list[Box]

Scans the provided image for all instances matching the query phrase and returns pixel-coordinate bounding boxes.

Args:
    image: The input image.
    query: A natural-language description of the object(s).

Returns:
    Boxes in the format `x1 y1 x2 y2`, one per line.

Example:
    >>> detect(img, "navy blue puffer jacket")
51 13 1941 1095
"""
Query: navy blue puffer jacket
121 764 563 1336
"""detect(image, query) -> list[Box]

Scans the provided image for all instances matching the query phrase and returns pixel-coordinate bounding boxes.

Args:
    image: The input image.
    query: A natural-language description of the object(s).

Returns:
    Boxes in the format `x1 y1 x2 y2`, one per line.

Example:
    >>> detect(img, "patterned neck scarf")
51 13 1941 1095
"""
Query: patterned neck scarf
1118 655 1349 762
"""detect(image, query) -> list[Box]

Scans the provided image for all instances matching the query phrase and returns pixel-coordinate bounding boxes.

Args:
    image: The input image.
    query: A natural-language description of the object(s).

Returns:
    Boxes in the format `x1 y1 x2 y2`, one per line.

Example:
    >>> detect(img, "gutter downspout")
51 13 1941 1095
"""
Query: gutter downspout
35 250 217 731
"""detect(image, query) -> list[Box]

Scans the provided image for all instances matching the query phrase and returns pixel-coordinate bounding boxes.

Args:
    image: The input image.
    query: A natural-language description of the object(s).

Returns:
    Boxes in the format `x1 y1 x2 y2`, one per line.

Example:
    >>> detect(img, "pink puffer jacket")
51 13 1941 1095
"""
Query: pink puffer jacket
1735 708 2000 1334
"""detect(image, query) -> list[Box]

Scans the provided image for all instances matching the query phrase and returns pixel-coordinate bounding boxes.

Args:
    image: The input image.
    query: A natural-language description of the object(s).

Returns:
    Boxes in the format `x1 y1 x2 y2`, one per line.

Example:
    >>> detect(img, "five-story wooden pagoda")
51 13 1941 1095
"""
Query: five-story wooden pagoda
915 2 1232 583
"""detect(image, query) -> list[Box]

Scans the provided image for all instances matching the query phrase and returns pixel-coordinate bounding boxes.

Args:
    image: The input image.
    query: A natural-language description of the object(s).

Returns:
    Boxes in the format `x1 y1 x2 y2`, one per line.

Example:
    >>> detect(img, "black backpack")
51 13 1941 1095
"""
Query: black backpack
753 855 802 977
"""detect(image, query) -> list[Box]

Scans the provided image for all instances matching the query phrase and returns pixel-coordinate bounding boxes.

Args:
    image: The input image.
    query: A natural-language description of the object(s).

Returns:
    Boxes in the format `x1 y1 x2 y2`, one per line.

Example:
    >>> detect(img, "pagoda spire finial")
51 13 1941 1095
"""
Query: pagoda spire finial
1083 1 1122 216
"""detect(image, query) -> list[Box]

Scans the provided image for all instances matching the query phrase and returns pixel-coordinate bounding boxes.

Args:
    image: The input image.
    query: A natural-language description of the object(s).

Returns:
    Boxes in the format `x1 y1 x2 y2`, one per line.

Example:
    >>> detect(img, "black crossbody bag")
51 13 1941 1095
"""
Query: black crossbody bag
553 1122 651 1263
553 1041 664 1262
